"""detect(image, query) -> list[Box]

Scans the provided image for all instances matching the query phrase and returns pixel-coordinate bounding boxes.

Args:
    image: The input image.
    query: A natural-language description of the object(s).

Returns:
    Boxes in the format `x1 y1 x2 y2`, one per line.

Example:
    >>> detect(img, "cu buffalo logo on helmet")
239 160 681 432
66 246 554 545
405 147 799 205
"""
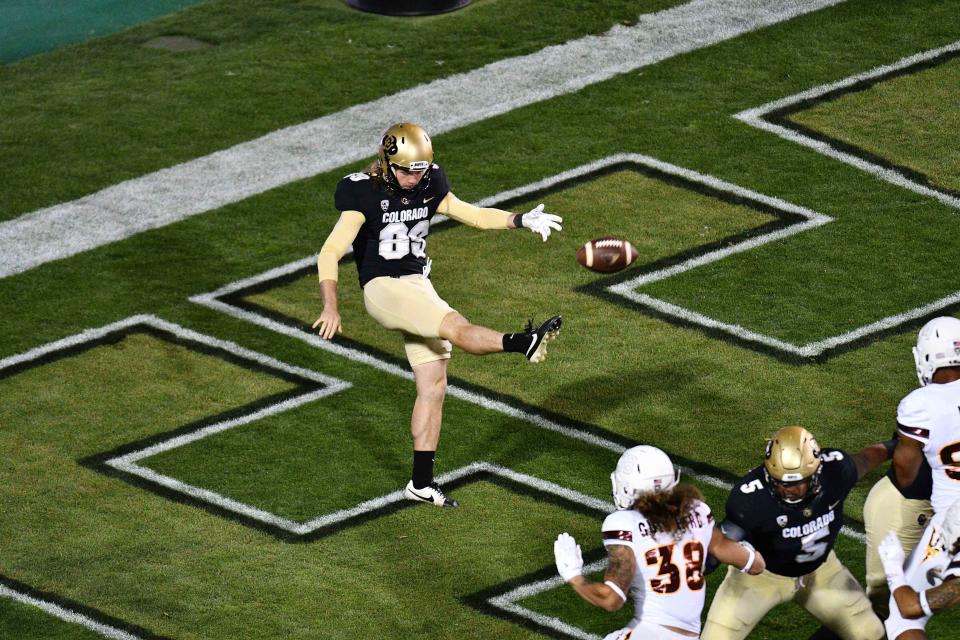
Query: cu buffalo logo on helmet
382 134 398 156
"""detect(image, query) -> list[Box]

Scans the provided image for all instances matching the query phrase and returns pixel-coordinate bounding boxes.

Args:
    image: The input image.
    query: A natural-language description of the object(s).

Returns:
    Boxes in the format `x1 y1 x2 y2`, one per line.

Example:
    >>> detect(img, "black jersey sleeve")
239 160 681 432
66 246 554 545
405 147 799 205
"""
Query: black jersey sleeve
723 486 755 538
334 172 376 213
425 164 451 201
825 449 859 495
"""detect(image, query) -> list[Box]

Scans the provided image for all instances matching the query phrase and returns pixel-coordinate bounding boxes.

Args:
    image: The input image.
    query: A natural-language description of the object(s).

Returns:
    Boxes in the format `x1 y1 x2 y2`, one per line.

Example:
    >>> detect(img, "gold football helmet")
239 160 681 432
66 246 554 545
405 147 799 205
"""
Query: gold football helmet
377 122 433 191
763 425 823 505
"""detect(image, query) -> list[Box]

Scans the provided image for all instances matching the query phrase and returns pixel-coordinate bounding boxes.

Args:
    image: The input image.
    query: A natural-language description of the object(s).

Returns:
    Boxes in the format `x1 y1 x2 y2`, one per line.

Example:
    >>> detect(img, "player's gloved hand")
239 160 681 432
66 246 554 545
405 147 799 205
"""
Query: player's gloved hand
878 531 907 589
521 204 563 241
554 532 583 582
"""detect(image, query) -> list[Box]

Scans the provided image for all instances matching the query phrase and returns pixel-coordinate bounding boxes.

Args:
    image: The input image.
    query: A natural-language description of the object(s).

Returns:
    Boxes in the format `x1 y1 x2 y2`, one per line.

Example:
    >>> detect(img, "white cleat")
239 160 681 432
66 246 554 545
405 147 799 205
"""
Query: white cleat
404 481 459 508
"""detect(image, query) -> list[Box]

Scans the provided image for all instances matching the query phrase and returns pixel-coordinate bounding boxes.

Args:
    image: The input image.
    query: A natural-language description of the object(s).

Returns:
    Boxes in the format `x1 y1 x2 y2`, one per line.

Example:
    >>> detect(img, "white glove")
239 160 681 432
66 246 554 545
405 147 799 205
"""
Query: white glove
521 204 563 241
554 532 583 582
878 531 907 589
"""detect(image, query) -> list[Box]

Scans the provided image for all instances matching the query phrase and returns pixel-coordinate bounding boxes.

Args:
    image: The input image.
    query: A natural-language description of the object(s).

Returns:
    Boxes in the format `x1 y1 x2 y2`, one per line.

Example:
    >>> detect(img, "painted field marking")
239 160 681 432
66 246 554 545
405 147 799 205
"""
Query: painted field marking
735 39 960 210
485 152 957 361
0 0 848 278
0 580 150 640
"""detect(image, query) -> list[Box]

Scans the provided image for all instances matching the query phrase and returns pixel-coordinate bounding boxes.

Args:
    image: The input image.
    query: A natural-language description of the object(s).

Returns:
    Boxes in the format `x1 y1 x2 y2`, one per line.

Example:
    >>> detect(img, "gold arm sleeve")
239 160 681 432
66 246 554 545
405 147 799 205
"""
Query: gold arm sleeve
438 192 513 230
317 210 365 283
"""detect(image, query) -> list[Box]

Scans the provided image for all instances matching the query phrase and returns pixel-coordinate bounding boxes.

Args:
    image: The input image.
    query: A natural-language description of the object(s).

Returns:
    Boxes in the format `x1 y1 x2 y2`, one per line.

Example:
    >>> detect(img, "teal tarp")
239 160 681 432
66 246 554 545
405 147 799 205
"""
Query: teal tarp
0 0 206 64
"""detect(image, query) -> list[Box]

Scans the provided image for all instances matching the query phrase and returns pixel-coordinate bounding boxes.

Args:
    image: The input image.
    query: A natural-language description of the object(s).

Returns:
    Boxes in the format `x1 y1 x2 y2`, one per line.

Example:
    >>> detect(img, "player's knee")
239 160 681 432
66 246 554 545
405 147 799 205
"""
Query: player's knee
438 311 467 340
847 610 885 640
416 375 447 403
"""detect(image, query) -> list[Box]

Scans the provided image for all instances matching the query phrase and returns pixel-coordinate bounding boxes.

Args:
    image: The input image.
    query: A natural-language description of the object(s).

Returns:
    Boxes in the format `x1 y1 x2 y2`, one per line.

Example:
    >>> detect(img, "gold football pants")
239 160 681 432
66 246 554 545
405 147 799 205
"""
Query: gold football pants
363 275 454 367
701 551 883 640
863 475 931 598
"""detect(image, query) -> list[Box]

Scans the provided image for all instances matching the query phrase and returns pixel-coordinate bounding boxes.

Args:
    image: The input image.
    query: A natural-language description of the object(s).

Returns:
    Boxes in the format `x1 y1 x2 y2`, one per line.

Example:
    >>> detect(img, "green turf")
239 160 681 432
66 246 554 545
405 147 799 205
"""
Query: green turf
789 55 960 193
0 595 108 639
3 0 960 638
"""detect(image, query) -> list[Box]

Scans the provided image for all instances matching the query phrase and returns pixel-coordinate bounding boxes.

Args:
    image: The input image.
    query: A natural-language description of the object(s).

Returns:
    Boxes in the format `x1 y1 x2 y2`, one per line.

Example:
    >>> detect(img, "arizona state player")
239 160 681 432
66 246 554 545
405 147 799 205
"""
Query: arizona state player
313 122 563 508
554 446 764 640
701 426 891 640
883 316 960 639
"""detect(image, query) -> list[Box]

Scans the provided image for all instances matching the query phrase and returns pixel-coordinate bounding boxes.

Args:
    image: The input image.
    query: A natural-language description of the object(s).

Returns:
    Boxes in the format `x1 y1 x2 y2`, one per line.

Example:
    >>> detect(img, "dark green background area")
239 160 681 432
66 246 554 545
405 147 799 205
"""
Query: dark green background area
0 0 206 63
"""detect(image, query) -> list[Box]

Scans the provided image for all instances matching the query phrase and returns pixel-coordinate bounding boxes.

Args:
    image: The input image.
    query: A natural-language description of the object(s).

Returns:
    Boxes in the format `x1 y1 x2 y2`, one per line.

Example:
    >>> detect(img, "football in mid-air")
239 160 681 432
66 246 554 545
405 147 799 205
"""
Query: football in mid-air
576 237 638 273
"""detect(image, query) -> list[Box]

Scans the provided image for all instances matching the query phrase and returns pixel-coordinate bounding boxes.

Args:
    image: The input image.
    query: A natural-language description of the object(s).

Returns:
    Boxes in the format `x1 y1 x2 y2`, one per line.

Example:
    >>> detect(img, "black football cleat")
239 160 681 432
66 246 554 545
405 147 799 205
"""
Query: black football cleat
404 481 459 508
524 315 562 363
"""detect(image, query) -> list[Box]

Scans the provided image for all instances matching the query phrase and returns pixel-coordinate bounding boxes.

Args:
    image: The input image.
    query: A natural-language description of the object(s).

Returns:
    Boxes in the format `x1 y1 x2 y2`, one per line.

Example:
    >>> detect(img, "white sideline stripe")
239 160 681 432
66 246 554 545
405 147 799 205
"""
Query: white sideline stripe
735 39 960 211
0 585 143 640
0 0 847 279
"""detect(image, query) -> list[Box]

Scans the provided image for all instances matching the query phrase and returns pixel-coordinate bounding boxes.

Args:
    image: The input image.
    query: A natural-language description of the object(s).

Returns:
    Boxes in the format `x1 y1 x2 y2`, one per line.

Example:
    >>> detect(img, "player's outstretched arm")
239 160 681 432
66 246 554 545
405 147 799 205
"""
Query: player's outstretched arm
438 194 562 240
921 578 960 615
708 527 765 575
554 533 632 612
312 210 364 340
851 435 898 480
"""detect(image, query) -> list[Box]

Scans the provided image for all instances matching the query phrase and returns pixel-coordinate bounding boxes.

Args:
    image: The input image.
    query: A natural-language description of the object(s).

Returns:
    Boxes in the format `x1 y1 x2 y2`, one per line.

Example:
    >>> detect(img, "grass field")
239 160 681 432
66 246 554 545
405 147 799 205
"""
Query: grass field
2 1 960 638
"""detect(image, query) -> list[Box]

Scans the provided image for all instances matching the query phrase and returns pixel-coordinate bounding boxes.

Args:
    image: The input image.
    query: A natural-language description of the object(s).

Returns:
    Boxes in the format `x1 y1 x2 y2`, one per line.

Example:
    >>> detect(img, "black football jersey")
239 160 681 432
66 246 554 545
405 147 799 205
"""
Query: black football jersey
333 164 451 287
724 448 858 577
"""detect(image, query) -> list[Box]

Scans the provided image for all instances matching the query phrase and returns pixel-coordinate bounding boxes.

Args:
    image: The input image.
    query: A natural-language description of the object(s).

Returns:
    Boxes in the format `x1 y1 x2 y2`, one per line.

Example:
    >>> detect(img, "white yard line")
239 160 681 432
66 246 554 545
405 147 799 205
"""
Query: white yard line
0 584 145 640
735 39 960 211
0 0 846 279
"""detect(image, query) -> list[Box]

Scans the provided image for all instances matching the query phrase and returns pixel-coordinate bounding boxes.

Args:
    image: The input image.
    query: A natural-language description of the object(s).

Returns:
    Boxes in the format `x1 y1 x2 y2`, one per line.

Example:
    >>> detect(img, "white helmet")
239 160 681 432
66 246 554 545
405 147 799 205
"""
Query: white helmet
940 498 960 554
610 445 680 510
913 316 960 386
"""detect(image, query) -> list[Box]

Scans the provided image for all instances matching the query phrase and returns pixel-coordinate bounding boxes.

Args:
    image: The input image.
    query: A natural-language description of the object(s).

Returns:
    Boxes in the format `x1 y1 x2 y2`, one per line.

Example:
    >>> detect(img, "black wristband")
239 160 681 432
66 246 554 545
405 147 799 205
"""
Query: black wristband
514 213 525 228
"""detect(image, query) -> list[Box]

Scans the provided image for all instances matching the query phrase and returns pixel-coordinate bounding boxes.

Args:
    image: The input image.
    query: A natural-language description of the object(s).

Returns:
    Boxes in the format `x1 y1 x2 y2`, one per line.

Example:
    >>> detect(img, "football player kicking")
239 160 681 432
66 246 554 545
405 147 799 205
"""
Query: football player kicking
879 498 960 639
882 316 960 639
553 446 765 640
313 122 563 509
700 426 892 640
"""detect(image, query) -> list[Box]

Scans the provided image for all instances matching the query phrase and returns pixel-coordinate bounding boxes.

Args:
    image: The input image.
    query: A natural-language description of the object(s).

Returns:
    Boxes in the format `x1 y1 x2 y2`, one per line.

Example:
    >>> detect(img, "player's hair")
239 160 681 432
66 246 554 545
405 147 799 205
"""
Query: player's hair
632 483 704 536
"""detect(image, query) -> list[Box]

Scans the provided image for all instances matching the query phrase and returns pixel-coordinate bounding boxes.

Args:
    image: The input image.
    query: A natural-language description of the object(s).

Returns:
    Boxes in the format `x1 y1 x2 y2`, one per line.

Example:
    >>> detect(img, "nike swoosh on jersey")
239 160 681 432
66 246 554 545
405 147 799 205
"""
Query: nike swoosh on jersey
829 501 840 510
423 196 435 203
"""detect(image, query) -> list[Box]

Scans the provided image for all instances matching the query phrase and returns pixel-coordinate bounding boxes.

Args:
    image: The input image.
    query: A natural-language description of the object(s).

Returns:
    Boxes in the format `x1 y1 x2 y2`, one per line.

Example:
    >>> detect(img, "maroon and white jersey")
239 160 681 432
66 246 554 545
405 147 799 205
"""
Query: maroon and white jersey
601 500 715 635
885 511 960 639
897 379 960 514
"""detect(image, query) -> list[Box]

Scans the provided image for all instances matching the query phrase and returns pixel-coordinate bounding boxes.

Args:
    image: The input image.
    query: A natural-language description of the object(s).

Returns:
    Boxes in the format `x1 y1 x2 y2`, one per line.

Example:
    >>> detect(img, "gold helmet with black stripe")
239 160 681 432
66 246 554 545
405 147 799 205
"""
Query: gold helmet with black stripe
763 425 823 506
377 122 433 192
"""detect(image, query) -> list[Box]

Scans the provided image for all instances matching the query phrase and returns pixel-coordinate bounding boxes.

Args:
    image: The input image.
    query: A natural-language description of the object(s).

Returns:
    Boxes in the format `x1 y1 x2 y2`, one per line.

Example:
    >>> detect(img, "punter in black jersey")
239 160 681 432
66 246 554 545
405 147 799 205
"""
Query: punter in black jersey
701 426 892 640
312 122 563 509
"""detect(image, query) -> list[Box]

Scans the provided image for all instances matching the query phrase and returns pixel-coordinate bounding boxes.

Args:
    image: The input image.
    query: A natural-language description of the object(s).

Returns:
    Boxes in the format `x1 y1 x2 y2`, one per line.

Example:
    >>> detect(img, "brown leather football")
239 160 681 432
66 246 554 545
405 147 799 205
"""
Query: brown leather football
576 237 638 273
